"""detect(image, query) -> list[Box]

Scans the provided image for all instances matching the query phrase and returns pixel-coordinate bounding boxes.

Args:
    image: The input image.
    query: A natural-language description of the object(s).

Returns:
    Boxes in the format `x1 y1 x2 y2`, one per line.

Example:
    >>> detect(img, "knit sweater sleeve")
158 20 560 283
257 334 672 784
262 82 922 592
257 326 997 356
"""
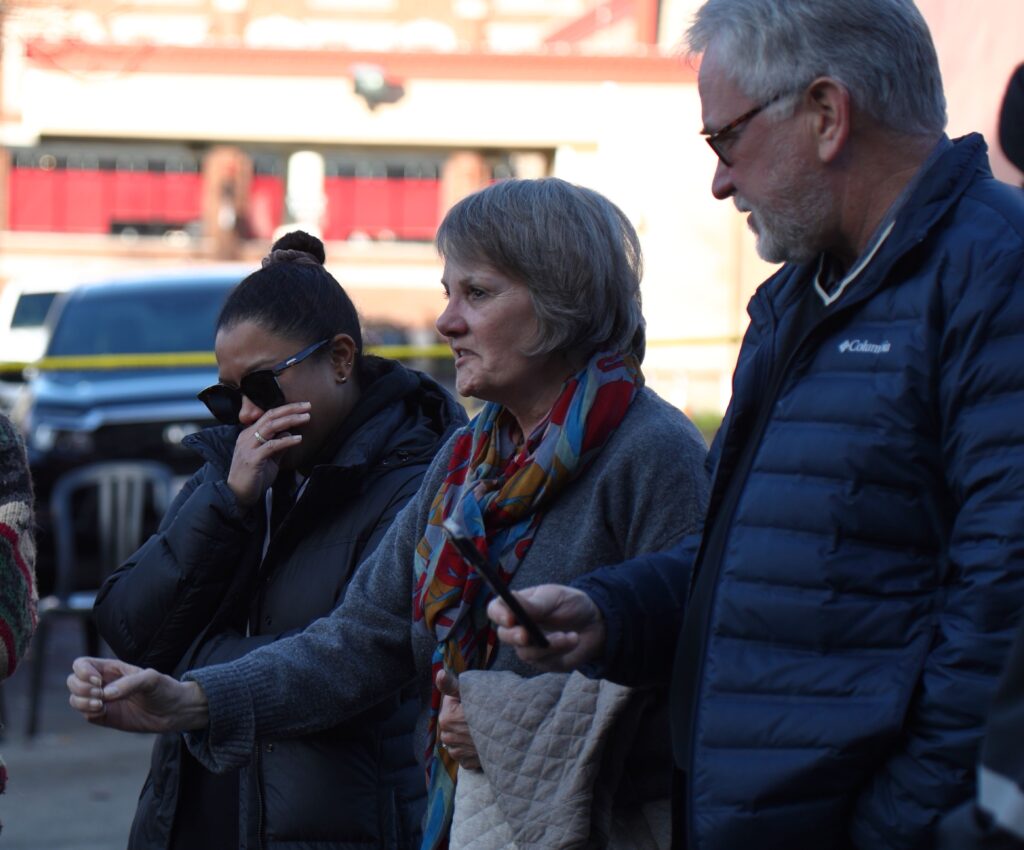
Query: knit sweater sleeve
0 414 38 680
183 437 456 772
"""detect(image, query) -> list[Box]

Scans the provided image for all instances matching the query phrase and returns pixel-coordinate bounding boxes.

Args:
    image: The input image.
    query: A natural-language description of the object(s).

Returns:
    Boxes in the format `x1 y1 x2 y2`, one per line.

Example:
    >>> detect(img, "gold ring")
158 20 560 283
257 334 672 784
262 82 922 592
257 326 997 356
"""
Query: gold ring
254 430 267 445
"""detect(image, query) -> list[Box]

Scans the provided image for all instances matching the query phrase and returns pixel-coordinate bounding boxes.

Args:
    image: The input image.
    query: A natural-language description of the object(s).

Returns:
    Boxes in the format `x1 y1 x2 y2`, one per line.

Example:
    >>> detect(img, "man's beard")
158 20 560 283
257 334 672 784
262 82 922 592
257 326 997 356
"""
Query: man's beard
736 166 831 265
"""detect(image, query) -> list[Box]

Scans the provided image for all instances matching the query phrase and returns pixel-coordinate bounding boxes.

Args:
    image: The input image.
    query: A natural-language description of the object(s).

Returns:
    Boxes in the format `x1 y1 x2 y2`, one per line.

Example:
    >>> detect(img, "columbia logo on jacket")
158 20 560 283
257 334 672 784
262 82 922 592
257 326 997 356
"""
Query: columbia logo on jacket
838 339 892 354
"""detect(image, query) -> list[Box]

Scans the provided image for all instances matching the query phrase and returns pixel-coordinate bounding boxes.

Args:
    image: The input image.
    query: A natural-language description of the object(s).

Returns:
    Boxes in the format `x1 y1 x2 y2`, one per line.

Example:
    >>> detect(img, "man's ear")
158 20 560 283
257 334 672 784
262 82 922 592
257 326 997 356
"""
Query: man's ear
328 333 358 383
805 76 851 164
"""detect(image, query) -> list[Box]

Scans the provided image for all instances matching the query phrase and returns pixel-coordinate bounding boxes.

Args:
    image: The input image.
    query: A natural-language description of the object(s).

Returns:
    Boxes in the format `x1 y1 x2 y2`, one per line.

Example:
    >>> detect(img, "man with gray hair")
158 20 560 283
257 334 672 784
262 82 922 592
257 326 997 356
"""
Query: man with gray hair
489 1 1024 848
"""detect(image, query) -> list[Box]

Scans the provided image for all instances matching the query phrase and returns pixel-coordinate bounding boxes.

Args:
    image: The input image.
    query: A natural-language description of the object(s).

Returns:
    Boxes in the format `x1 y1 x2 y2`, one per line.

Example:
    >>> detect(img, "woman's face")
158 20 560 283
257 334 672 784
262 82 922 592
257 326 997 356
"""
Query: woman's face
435 258 572 427
214 320 354 470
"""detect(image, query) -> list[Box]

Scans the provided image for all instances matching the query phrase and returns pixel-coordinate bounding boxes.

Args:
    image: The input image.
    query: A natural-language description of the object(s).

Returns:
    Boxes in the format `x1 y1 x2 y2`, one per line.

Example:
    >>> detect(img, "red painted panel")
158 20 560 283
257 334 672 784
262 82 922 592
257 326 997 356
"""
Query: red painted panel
8 169 59 231
145 172 165 222
324 175 440 241
10 165 206 233
111 170 153 221
324 176 358 241
352 177 394 236
397 178 440 241
63 169 110 232
161 173 202 223
247 175 285 241
382 179 405 239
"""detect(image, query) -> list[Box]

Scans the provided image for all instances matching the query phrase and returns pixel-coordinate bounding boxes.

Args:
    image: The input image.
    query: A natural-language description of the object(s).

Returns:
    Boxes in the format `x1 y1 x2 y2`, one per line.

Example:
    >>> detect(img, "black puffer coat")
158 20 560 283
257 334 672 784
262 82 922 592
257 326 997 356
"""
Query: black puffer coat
95 357 465 850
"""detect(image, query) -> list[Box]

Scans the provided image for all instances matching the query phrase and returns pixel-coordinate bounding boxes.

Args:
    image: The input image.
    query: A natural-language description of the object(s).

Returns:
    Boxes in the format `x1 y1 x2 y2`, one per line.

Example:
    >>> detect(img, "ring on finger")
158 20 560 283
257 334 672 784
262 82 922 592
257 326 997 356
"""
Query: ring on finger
439 741 449 751
254 429 267 445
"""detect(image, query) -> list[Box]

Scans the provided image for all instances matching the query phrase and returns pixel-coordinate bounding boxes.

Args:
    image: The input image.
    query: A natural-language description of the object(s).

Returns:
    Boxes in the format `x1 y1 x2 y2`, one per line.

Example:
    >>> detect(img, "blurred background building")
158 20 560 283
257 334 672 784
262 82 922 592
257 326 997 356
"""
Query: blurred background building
0 0 1021 422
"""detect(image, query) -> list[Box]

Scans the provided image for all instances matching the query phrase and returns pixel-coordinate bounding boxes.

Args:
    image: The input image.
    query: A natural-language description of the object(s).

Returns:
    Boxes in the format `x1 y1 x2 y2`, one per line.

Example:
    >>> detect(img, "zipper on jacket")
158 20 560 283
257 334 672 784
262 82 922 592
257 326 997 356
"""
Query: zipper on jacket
678 297 852 849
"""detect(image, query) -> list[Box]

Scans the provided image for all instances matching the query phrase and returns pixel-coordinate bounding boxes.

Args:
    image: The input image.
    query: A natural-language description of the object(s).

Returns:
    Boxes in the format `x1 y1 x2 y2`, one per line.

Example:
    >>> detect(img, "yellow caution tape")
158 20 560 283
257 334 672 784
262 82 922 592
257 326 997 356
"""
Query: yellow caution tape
32 352 218 371
647 336 742 348
4 336 742 375
368 343 454 359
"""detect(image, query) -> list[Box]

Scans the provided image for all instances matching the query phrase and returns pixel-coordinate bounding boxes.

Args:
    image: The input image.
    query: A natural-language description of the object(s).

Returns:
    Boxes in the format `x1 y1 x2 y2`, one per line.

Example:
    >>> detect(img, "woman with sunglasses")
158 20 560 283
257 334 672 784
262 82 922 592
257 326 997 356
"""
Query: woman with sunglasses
91 230 466 850
70 180 710 848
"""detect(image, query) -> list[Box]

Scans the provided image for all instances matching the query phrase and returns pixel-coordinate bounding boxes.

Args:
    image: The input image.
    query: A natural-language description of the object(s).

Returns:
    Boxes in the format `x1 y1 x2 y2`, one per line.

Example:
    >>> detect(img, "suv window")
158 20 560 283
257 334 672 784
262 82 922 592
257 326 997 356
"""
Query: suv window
47 281 230 356
11 292 59 328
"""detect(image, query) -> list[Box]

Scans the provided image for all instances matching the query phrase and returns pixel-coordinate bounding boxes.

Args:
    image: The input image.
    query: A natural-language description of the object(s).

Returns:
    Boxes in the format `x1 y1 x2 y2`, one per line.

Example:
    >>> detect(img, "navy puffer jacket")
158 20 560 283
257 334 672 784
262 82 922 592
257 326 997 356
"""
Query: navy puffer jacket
95 357 466 850
578 134 1024 850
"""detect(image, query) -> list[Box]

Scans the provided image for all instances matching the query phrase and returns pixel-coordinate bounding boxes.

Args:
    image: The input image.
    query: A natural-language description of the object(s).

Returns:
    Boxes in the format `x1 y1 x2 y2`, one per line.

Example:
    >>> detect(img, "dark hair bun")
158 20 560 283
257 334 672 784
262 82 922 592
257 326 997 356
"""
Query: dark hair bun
272 231 326 265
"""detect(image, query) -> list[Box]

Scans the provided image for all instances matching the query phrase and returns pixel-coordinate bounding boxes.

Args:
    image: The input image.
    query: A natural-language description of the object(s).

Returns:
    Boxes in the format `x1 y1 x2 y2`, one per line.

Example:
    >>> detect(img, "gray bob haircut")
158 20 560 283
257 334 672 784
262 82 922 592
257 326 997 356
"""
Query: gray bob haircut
686 0 946 137
435 178 646 361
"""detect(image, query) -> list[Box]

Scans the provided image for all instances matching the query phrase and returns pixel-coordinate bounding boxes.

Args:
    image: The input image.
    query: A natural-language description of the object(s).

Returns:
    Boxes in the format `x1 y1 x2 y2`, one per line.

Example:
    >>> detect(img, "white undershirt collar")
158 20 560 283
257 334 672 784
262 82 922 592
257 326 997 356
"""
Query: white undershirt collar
813 219 896 307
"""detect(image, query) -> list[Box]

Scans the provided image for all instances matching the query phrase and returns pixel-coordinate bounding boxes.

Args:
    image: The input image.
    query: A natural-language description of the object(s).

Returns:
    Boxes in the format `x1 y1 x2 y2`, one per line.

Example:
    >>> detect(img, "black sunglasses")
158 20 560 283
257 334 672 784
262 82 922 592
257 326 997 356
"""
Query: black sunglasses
198 338 330 425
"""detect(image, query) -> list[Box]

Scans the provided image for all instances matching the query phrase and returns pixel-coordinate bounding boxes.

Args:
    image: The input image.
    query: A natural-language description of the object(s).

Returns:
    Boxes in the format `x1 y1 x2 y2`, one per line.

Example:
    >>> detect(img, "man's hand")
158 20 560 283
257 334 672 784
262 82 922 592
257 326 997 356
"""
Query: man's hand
436 670 481 771
67 656 209 733
487 584 606 672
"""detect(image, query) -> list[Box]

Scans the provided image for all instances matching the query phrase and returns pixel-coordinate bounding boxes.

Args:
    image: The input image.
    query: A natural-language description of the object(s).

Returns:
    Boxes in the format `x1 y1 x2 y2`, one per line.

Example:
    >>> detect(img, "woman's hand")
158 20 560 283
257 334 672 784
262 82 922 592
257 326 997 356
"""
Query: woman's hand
487 584 607 672
227 402 310 507
67 657 209 734
436 670 481 771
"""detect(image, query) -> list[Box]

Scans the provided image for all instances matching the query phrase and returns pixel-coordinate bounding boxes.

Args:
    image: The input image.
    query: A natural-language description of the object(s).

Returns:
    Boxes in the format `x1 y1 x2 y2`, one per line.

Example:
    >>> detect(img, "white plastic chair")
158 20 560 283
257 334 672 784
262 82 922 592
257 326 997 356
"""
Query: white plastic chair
26 461 173 737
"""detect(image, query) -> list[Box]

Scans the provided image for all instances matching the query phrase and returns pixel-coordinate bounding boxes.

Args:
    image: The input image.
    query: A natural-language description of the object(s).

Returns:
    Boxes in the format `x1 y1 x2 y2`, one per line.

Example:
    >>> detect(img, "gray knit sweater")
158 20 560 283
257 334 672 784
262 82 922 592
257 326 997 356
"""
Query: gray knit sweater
186 387 709 772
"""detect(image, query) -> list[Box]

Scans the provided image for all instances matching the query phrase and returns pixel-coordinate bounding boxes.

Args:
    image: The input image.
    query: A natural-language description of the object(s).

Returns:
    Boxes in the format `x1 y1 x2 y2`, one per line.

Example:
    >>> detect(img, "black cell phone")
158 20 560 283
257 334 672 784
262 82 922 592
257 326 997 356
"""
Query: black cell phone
443 528 550 648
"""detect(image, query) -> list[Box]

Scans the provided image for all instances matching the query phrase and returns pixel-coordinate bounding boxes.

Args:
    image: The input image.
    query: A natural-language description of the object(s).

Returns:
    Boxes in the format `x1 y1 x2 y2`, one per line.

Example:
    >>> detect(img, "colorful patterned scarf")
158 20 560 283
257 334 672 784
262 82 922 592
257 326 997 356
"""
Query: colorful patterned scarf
0 414 37 832
412 350 642 850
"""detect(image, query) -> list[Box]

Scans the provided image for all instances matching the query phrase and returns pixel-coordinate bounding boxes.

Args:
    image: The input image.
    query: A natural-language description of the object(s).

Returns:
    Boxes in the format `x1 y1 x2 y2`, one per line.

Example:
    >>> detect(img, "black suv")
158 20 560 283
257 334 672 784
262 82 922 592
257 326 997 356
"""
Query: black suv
10 269 244 588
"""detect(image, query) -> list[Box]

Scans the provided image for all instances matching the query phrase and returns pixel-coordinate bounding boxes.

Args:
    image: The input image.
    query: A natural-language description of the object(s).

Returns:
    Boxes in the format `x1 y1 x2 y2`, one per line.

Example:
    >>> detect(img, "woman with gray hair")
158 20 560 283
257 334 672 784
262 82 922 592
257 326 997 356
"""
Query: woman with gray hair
68 178 710 849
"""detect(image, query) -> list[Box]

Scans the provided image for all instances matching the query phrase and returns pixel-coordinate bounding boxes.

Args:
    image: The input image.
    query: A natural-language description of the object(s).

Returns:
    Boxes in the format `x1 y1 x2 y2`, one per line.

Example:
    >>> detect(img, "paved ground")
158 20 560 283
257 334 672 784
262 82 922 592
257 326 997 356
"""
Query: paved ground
0 619 154 850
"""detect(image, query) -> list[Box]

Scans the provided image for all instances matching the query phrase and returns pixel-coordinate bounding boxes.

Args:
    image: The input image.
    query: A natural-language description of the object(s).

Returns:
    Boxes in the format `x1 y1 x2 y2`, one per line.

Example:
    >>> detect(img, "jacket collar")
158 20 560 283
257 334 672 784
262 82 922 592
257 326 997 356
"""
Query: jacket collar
748 133 992 331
